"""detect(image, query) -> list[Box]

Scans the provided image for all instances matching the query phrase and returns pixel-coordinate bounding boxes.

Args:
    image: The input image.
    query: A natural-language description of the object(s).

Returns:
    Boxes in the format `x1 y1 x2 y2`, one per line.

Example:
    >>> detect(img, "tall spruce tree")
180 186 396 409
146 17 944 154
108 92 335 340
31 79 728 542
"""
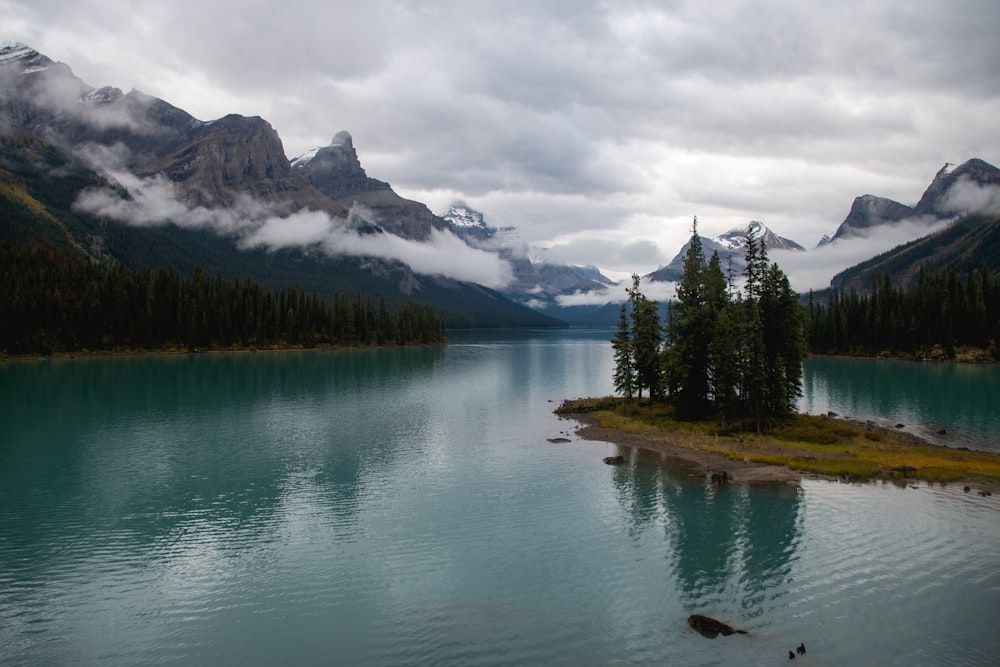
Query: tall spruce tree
742 224 769 432
666 218 711 419
704 251 741 425
627 274 663 400
612 303 636 400
760 262 804 419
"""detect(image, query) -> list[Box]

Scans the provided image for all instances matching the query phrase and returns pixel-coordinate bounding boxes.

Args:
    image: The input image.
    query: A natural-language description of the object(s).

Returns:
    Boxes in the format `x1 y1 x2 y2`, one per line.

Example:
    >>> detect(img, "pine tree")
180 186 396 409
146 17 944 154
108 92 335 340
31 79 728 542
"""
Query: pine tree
627 274 663 400
742 224 768 431
704 251 741 425
666 218 711 419
760 262 804 419
612 303 636 400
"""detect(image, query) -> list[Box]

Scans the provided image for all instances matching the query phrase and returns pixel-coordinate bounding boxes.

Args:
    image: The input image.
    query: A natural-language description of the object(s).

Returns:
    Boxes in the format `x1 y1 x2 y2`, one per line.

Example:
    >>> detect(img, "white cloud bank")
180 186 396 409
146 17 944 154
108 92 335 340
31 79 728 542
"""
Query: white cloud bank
73 172 513 289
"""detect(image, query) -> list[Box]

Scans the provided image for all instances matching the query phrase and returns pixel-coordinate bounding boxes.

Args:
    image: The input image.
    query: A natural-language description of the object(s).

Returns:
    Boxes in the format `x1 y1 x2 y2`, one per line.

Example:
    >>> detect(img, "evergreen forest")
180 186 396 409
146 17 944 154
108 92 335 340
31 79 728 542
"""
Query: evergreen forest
0 244 447 356
613 220 805 432
806 266 1000 360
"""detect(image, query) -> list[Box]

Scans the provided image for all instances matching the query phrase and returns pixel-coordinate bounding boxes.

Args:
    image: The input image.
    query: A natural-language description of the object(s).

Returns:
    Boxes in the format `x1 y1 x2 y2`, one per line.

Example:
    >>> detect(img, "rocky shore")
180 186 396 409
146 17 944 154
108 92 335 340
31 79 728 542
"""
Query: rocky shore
556 403 1000 495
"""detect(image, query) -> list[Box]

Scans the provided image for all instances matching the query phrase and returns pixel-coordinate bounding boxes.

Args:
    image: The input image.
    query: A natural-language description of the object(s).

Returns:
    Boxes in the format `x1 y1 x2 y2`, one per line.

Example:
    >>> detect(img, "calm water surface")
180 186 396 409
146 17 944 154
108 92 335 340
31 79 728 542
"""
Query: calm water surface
801 355 1000 450
2 331 998 666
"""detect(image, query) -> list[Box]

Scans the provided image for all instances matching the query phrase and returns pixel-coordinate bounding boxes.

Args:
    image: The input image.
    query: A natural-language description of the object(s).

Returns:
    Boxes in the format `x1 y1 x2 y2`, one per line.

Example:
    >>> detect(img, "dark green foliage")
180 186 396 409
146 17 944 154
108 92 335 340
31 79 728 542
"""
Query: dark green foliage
611 303 636 400
808 264 1000 360
831 214 1000 293
0 244 447 355
627 274 663 399
665 219 710 419
613 220 805 432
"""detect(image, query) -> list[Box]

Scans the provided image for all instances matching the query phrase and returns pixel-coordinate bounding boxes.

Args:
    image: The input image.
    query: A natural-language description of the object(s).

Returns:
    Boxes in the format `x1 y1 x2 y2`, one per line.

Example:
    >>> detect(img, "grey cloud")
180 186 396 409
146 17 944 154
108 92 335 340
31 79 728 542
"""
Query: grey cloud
9 0 1000 278
73 172 513 288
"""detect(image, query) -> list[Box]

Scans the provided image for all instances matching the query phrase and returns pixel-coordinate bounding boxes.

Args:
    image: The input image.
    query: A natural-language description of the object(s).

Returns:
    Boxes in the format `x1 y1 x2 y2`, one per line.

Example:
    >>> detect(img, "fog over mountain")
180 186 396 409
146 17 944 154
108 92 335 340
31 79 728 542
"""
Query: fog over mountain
3 37 999 314
7 0 999 281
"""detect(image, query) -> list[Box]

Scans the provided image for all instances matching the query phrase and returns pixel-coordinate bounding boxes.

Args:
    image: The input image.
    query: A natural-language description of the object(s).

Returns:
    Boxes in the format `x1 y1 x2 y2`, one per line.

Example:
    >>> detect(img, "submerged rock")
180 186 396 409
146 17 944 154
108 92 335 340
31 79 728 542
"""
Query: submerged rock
687 614 748 638
603 455 625 465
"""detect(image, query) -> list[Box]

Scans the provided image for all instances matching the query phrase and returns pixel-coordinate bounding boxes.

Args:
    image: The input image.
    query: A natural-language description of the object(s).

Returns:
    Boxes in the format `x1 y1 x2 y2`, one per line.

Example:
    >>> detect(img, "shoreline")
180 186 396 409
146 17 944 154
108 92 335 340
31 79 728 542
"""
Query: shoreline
0 341 446 362
557 408 1000 496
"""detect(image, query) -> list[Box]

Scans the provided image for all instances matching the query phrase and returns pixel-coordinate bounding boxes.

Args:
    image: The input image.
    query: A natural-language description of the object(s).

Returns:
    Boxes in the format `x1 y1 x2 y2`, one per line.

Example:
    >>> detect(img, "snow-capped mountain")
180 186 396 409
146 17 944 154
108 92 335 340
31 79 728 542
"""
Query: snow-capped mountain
441 201 615 309
442 201 487 230
647 222 804 283
716 220 805 252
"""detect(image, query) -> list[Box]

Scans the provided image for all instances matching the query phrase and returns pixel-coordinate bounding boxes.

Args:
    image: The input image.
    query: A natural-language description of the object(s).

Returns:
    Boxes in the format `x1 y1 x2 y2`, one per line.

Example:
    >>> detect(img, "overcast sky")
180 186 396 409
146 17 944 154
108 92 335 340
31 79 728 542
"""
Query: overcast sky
6 0 1000 287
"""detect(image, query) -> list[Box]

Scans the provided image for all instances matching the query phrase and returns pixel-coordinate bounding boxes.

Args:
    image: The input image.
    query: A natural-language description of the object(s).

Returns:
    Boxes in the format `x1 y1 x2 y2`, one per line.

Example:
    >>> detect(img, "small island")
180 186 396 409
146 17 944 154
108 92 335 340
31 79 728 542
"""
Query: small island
556 396 1000 494
560 221 1000 495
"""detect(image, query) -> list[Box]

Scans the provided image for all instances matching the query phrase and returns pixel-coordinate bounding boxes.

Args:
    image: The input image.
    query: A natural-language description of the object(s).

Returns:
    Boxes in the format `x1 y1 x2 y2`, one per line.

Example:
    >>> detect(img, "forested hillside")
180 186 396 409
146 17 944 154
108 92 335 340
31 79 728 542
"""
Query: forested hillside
0 132 562 329
807 265 1000 361
0 244 446 355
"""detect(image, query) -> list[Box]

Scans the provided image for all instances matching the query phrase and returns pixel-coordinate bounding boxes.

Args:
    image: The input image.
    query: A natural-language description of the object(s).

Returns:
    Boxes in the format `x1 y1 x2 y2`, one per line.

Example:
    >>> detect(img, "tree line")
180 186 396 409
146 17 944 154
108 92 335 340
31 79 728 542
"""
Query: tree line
613 220 805 432
0 244 447 355
806 265 1000 360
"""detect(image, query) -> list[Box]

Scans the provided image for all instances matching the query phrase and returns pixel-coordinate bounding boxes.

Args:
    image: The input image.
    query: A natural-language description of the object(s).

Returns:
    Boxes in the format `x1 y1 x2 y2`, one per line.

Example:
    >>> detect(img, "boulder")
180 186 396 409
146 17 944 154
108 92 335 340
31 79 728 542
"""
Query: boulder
687 614 748 638
603 455 625 465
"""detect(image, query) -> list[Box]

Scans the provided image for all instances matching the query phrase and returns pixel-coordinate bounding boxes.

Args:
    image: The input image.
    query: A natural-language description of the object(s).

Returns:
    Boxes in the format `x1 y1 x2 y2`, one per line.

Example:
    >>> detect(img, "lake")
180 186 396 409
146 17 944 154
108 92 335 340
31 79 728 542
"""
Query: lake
1 330 998 666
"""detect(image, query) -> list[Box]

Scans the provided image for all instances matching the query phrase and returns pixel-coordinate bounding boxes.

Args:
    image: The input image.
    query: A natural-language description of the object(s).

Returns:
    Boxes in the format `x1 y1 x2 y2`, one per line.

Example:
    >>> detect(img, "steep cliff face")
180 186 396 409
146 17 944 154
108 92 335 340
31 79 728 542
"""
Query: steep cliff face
1 43 339 216
292 132 445 240
291 131 391 199
147 114 344 213
823 195 915 244
821 159 1000 246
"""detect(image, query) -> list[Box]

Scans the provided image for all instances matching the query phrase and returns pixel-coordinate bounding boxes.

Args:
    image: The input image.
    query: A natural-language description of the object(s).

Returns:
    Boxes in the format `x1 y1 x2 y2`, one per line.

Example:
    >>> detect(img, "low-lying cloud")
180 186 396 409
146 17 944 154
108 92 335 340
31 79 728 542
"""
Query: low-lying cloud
940 178 1000 216
73 171 513 288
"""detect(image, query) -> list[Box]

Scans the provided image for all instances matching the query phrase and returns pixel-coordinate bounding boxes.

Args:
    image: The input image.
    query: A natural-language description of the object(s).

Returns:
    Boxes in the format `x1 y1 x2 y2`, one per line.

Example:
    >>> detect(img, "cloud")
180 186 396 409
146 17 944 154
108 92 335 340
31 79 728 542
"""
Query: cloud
771 217 953 293
8 0 1000 280
556 275 678 308
73 174 513 288
940 178 1000 216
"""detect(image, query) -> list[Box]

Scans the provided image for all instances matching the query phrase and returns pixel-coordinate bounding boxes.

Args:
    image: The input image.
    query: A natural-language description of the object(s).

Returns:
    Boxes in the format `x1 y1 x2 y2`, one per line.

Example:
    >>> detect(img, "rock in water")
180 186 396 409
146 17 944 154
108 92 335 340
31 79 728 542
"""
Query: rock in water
687 614 748 638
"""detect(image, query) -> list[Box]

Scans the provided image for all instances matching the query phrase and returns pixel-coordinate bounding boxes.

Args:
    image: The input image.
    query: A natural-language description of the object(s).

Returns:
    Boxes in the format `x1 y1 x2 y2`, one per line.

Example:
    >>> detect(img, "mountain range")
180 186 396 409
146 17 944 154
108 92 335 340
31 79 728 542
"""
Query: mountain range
819 159 1000 246
2 41 999 328
0 42 572 328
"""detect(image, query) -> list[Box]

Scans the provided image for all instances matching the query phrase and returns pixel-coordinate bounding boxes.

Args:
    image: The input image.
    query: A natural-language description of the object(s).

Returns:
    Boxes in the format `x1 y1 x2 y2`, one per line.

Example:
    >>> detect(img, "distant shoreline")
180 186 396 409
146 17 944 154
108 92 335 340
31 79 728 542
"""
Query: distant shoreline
0 341 446 362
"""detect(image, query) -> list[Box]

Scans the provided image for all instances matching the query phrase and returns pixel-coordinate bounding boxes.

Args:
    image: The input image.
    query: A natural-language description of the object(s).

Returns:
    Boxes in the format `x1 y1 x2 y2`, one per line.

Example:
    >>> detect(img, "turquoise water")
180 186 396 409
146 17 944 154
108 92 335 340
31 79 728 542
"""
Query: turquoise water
801 355 1000 450
1 331 998 666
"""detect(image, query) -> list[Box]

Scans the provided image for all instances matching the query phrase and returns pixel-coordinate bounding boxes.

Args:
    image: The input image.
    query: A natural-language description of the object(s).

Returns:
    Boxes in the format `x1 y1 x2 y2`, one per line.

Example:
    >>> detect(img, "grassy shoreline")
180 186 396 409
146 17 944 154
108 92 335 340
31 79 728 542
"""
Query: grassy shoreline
556 397 1000 493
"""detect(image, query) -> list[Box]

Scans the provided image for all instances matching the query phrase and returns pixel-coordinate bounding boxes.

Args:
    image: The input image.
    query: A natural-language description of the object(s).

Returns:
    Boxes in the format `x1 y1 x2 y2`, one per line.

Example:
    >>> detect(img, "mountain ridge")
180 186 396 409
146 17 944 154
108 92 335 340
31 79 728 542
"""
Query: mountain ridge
0 43 563 328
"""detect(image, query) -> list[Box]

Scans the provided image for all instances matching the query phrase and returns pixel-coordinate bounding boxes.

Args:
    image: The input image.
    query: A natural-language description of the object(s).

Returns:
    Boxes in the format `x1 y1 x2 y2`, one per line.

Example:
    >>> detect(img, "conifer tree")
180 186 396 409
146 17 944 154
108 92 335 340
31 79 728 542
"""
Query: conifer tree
704 251 741 425
627 274 663 400
666 218 711 419
742 224 768 432
612 303 636 400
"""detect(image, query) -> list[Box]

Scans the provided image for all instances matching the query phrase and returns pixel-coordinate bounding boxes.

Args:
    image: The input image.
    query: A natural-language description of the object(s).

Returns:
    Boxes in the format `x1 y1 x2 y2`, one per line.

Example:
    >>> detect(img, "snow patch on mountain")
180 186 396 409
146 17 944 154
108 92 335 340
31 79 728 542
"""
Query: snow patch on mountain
290 147 320 168
442 201 486 229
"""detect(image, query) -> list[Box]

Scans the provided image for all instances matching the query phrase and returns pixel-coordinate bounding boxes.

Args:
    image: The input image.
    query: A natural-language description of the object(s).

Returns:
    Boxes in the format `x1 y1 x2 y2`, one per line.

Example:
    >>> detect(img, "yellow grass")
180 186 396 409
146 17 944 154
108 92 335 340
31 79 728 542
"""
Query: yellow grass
557 398 1000 485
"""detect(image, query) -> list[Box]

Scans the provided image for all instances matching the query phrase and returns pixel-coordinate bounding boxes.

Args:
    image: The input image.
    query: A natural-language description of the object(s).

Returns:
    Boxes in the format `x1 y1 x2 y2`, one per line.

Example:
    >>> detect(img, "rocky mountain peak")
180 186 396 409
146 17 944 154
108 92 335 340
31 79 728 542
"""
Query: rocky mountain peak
825 194 915 244
443 201 487 229
716 221 805 252
331 130 353 148
0 42 52 72
291 131 391 201
914 158 1000 216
